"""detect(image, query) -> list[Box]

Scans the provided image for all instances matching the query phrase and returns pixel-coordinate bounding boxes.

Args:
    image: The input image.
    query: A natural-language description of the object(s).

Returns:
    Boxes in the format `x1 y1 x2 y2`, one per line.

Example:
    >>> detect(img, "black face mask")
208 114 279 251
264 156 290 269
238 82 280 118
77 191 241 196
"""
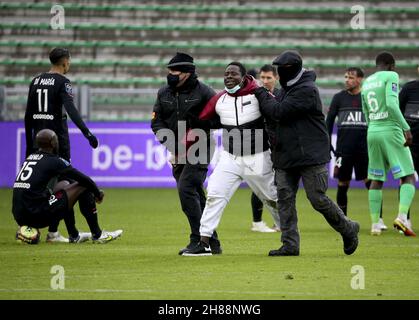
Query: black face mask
277 64 302 88
167 74 180 88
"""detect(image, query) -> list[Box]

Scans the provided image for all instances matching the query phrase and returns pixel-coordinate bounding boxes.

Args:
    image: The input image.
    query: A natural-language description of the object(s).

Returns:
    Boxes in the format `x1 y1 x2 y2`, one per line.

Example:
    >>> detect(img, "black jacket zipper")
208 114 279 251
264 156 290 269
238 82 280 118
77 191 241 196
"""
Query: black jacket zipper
176 92 180 118
234 97 239 126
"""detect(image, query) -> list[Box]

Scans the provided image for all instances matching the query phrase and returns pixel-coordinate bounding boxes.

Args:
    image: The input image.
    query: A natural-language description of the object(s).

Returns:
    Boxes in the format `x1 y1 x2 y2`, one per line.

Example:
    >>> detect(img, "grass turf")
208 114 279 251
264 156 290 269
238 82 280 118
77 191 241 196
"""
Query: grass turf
0 187 418 300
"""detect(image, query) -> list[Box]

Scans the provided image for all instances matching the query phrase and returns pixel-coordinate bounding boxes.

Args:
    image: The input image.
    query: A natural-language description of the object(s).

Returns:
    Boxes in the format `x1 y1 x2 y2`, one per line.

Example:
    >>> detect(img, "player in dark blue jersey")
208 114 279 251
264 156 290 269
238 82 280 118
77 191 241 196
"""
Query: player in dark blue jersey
13 129 122 244
24 48 99 242
326 67 387 231
24 48 98 161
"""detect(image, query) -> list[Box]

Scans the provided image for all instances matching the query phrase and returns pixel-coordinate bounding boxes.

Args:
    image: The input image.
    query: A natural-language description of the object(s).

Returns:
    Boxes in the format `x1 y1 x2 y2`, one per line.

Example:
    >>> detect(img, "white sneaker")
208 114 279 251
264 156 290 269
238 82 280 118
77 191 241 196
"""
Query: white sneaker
46 231 69 243
393 215 416 237
377 218 388 231
92 230 123 243
371 223 382 236
69 232 92 243
251 221 276 233
406 219 412 230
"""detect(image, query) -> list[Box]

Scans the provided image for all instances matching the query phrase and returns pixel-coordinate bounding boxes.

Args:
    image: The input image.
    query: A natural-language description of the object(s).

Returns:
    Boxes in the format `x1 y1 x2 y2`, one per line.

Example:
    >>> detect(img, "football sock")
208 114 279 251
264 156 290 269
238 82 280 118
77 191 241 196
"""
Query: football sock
79 191 102 239
337 185 349 216
64 208 79 239
200 236 210 245
399 183 415 218
365 181 383 218
398 186 411 219
369 189 382 224
48 220 59 233
251 192 263 222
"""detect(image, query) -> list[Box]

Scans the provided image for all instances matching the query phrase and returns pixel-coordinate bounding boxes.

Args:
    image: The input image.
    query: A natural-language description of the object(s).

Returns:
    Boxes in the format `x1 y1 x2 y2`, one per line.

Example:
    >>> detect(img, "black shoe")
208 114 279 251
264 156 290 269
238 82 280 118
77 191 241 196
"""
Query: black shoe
209 239 222 255
268 246 299 256
343 221 360 255
182 241 212 256
178 240 199 255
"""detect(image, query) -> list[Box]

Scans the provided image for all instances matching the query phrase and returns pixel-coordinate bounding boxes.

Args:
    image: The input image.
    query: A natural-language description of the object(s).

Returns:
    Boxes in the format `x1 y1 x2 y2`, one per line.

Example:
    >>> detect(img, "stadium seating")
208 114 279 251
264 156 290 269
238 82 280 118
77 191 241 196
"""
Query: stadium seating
1 0 418 120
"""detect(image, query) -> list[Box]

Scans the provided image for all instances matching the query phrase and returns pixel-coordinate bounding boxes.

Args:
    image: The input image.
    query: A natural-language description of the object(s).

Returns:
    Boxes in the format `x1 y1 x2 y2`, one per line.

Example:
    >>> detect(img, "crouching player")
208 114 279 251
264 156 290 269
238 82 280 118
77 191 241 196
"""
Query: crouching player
13 129 122 244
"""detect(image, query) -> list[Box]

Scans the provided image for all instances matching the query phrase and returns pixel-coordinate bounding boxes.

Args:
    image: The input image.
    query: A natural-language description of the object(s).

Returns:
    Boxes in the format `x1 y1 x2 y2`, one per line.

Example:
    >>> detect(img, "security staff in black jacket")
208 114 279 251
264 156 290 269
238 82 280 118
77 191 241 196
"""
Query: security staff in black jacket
151 52 221 255
254 50 360 256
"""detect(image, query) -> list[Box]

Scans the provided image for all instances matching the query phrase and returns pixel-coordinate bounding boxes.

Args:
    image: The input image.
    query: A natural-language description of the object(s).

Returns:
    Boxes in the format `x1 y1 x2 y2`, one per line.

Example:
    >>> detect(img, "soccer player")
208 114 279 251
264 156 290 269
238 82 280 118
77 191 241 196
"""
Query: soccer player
182 62 281 256
24 48 99 242
326 67 387 230
399 64 419 230
13 129 122 244
249 65 280 233
361 52 416 236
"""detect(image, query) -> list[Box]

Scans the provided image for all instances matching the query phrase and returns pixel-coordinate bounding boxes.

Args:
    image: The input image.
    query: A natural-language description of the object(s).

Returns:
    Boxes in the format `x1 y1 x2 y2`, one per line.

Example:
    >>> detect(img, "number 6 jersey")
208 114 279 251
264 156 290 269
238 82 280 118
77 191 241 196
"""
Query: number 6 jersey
361 70 410 133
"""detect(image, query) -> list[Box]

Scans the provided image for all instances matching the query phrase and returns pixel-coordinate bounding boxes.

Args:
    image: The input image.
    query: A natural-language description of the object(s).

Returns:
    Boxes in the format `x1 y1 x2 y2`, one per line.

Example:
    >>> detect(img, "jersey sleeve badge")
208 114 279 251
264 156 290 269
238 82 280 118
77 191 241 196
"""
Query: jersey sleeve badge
392 83 398 93
65 82 74 97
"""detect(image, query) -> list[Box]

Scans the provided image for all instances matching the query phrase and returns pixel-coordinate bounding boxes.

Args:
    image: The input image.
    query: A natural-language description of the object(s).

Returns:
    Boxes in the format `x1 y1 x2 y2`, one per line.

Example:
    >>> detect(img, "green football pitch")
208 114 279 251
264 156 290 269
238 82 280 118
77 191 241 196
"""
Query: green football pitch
0 187 418 300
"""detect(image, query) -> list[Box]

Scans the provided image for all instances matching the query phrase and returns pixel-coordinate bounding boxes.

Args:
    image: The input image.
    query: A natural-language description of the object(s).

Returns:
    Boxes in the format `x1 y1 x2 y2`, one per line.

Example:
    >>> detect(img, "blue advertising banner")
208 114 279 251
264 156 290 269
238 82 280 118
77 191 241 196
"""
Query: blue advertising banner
0 121 408 188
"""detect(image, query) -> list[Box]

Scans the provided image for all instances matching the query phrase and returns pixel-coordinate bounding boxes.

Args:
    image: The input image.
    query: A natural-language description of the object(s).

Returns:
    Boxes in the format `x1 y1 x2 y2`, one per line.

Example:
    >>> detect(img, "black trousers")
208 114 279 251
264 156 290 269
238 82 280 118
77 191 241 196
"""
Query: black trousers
172 163 218 243
275 164 353 250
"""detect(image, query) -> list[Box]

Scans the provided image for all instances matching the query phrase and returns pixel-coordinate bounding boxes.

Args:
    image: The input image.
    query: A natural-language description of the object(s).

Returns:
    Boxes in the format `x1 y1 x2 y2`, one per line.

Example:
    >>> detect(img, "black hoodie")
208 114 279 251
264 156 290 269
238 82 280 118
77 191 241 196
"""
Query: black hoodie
254 70 331 169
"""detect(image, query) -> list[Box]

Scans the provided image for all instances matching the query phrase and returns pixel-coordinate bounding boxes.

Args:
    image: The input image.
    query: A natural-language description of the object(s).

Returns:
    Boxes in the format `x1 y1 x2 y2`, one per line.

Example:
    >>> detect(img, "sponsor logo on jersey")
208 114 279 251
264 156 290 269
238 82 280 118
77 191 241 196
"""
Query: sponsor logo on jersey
49 194 58 205
39 78 55 86
65 83 73 96
369 168 384 177
369 112 388 120
341 111 367 126
13 182 31 189
33 114 54 120
27 154 44 160
391 165 402 175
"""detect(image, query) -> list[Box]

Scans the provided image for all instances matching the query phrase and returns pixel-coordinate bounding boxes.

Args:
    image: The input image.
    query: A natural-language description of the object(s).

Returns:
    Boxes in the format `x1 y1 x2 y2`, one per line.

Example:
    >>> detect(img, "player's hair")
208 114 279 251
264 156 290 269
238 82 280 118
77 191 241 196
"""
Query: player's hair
227 62 247 77
260 64 278 76
375 52 395 67
49 48 70 65
345 67 364 78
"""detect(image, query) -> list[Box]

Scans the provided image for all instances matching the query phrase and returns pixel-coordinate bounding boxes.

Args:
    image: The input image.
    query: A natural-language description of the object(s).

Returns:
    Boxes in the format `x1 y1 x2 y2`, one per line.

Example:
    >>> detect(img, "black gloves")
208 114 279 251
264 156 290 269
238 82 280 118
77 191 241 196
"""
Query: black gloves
85 132 99 148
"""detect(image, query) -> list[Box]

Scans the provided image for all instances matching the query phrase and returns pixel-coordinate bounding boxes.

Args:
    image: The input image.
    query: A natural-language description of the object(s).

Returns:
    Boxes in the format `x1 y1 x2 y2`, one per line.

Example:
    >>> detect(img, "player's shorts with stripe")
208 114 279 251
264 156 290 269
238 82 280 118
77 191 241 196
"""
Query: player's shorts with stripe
367 130 414 181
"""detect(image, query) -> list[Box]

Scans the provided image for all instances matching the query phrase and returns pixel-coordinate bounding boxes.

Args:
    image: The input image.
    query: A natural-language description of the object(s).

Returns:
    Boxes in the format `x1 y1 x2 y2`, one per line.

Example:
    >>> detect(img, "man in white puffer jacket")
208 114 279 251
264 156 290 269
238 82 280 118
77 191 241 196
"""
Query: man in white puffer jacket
183 62 281 256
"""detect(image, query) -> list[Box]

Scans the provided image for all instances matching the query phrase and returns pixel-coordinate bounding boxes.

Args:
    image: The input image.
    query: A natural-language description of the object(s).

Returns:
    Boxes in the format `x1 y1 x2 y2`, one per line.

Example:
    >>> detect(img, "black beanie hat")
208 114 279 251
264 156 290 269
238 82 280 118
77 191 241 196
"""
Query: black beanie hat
272 50 302 67
167 52 196 73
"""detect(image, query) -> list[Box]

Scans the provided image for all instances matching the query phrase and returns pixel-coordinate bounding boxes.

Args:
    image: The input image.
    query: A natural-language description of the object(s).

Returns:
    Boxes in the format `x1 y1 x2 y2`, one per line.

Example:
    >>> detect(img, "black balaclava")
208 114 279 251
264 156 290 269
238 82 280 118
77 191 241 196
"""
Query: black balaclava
166 52 196 88
273 50 303 88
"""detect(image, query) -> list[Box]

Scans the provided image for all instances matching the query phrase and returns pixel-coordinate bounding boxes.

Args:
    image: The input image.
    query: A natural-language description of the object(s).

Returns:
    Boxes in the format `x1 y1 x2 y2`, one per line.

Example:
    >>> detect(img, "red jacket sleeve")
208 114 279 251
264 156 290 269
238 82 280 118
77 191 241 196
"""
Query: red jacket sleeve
199 91 224 120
